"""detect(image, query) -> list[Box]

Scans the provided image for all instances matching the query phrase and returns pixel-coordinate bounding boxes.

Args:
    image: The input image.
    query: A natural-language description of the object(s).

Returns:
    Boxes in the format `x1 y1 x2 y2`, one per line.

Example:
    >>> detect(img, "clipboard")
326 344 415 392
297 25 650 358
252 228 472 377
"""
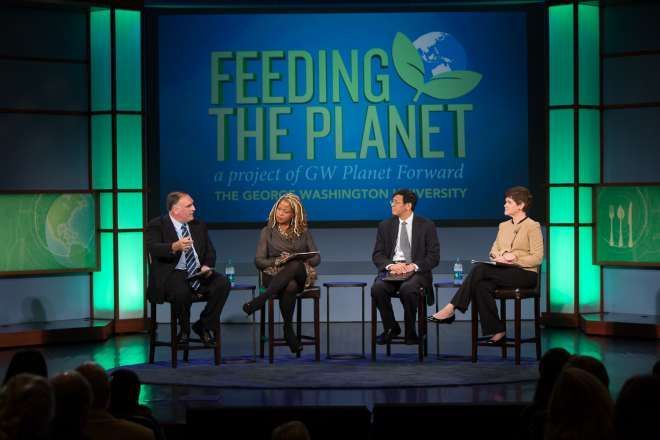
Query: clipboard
470 259 518 267
280 251 320 264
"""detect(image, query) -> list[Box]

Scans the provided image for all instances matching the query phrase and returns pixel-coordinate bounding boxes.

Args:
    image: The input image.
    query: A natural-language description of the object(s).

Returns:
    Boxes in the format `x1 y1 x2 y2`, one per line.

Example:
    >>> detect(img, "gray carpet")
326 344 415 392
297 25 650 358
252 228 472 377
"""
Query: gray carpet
123 354 539 389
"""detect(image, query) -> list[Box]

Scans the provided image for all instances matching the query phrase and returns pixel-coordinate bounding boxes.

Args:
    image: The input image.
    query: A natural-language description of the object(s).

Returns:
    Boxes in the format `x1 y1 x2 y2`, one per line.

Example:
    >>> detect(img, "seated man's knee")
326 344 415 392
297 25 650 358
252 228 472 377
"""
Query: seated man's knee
398 286 420 301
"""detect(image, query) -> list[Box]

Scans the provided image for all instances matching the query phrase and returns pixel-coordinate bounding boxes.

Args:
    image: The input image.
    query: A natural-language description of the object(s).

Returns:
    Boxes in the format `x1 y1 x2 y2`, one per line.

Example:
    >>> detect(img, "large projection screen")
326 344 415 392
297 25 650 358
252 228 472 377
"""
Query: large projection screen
153 9 540 225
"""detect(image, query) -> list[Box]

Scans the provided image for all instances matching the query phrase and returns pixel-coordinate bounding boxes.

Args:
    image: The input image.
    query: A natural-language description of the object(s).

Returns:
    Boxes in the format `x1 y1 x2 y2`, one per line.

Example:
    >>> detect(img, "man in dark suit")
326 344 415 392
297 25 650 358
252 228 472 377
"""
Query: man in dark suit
146 192 230 346
372 189 440 345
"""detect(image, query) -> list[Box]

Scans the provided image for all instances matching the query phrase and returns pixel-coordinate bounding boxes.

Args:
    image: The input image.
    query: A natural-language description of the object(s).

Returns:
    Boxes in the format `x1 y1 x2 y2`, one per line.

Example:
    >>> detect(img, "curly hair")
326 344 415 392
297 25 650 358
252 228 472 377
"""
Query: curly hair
267 193 308 238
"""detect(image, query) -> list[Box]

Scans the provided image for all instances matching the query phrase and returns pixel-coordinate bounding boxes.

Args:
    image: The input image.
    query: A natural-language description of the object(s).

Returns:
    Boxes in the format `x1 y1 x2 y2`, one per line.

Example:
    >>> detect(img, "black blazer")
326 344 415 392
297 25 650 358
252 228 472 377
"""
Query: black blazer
372 214 440 292
146 215 216 304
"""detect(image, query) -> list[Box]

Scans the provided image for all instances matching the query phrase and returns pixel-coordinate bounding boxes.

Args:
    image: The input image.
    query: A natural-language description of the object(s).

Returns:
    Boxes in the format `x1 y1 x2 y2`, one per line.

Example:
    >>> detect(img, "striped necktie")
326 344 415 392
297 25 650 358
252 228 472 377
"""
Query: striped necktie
180 223 200 290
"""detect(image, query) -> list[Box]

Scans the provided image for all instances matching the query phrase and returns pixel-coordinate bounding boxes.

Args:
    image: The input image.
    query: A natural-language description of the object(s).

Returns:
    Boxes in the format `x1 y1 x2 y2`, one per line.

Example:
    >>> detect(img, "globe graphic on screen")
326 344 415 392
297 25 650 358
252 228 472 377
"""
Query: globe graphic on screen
44 194 94 268
413 31 467 81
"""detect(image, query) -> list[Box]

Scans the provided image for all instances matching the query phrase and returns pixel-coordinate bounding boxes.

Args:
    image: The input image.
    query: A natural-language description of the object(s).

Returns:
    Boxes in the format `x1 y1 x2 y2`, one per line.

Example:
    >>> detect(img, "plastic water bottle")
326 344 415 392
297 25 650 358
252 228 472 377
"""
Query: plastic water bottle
225 259 236 286
453 258 463 286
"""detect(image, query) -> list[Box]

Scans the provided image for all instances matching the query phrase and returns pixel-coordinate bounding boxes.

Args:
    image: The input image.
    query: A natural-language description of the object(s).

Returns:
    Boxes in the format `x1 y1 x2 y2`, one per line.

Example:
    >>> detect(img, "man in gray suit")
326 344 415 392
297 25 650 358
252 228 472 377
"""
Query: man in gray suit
372 189 440 345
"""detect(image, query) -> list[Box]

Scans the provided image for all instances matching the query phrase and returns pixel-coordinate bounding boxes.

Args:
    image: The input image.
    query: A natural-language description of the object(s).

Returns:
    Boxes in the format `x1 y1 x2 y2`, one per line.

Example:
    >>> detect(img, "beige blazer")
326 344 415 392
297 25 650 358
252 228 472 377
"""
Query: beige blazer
489 217 544 272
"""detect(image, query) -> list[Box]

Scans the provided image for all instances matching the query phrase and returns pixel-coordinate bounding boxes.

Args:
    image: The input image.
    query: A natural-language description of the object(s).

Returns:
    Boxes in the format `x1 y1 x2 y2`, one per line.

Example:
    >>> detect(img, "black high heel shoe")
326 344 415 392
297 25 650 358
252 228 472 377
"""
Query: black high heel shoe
284 324 303 354
427 314 455 324
242 297 265 316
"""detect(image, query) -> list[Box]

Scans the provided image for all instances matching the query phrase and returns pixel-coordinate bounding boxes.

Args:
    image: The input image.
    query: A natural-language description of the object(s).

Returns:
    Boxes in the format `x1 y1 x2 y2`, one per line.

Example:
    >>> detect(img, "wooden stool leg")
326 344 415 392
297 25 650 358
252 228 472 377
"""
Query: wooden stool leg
314 296 320 361
534 296 542 360
423 303 429 357
471 303 478 362
259 305 266 358
296 296 302 359
500 299 507 359
149 302 157 364
515 298 522 365
268 298 275 364
417 293 424 362
170 306 178 368
214 321 221 366
371 300 377 361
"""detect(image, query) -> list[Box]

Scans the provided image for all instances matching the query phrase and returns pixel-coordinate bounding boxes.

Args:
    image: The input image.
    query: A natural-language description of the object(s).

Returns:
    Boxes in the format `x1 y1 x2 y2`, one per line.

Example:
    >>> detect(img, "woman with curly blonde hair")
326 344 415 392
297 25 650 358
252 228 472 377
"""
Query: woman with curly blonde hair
242 193 320 353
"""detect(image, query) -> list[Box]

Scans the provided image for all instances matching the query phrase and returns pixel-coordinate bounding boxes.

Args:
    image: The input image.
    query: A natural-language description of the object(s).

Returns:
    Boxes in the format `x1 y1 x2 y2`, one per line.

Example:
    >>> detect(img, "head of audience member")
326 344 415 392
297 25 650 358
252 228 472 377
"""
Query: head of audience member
0 373 54 440
390 189 417 219
75 362 110 411
564 355 609 389
271 420 311 440
109 369 141 416
167 191 195 223
614 374 660 440
268 193 308 237
2 348 48 385
533 347 571 407
545 367 614 440
49 371 92 435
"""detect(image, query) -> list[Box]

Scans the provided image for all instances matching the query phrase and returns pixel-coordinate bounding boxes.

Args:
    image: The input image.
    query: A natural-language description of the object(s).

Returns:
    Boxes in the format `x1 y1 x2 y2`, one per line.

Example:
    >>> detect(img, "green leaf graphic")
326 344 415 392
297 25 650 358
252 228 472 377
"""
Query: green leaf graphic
392 32 426 100
422 70 482 100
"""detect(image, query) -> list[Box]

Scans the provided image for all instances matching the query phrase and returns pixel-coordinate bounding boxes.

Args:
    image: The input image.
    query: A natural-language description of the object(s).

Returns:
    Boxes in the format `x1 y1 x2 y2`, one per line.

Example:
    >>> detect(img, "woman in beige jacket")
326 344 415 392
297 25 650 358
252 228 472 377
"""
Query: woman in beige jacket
428 186 544 344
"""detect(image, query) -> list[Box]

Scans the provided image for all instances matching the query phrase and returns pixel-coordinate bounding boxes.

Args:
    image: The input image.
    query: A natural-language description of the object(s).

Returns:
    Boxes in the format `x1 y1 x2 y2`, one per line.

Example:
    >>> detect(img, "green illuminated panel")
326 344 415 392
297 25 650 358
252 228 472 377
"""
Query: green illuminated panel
100 192 113 230
550 187 575 224
93 232 114 319
90 9 111 112
579 186 592 224
118 232 144 319
579 110 600 184
91 115 112 190
118 192 143 229
546 330 577 354
549 110 575 184
579 226 600 313
578 5 600 106
549 5 574 106
549 227 575 313
138 384 151 406
576 337 602 360
115 10 142 111
117 115 143 189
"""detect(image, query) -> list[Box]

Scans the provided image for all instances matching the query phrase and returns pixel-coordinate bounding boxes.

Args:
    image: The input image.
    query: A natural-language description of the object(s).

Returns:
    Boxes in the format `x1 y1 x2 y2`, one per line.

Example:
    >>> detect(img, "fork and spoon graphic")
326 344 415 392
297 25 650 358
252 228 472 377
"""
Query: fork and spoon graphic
608 203 633 248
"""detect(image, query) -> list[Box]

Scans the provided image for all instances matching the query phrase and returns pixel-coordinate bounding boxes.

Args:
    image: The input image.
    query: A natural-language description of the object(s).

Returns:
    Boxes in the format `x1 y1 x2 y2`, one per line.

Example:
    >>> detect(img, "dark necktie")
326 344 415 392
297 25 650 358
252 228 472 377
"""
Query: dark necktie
180 224 200 290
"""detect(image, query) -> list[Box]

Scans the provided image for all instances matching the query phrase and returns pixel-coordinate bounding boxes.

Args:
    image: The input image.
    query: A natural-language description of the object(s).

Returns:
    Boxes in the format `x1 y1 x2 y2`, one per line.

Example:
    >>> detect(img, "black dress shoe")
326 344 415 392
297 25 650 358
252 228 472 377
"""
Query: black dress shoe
486 334 506 345
404 335 420 345
427 314 455 324
192 321 213 346
376 327 402 345
176 332 190 346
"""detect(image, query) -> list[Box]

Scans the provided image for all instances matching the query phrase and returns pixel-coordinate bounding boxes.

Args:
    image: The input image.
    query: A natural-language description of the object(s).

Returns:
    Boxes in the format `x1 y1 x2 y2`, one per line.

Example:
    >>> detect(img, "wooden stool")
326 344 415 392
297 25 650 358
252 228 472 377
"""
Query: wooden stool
471 272 541 365
371 286 429 362
258 286 321 364
148 293 221 368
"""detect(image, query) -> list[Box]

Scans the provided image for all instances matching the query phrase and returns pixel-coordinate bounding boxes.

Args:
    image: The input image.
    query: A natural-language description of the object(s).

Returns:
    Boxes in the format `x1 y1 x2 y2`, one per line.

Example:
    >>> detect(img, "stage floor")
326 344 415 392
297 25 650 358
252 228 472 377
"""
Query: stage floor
0 322 657 424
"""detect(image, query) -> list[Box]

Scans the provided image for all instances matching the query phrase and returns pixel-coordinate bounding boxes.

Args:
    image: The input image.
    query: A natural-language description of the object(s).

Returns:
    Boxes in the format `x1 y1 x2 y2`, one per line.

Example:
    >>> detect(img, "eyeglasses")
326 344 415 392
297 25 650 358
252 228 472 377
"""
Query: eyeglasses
389 200 403 207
